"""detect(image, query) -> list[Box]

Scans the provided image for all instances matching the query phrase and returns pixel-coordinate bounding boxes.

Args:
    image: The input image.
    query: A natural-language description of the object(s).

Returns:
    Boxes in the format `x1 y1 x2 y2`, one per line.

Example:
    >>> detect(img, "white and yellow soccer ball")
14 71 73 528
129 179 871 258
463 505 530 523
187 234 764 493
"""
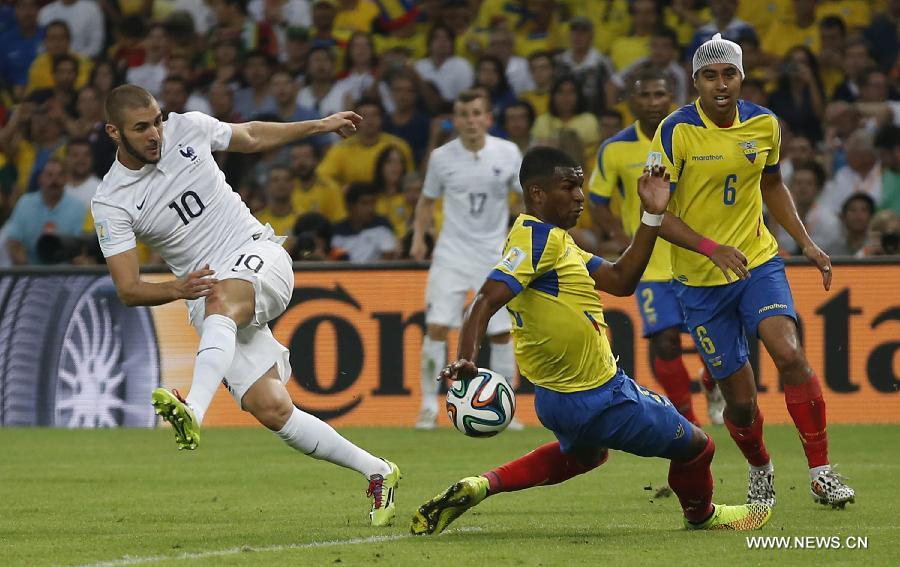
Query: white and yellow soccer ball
446 368 516 437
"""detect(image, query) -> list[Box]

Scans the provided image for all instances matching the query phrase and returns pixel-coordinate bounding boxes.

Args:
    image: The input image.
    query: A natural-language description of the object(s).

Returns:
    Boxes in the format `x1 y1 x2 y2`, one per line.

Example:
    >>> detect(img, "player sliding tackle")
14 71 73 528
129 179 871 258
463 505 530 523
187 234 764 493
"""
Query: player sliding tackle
92 85 400 526
411 147 772 535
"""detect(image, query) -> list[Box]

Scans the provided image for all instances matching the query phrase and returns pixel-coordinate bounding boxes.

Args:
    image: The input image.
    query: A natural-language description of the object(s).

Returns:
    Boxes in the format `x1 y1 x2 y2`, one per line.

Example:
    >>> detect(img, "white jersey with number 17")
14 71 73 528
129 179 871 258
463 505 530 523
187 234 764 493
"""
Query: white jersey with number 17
91 112 265 278
423 136 522 267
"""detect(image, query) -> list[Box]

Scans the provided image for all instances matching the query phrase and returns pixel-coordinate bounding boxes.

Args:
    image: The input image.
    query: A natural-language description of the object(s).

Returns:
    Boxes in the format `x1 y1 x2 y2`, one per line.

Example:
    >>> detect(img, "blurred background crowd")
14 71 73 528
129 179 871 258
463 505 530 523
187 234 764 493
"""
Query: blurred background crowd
0 0 898 267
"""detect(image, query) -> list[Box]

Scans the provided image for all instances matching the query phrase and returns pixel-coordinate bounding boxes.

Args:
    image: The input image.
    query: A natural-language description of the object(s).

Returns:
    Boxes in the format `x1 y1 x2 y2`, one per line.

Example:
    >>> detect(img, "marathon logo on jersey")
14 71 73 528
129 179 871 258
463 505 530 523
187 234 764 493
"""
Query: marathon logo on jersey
500 247 527 272
95 219 111 244
179 146 198 161
691 154 725 161
646 151 662 168
738 140 758 163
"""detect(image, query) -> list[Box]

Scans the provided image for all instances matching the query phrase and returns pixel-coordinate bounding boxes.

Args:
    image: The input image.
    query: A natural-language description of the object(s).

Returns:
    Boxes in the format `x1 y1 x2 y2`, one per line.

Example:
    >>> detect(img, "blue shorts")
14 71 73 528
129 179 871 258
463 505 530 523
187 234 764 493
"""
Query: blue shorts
673 256 797 380
635 280 687 337
534 369 694 457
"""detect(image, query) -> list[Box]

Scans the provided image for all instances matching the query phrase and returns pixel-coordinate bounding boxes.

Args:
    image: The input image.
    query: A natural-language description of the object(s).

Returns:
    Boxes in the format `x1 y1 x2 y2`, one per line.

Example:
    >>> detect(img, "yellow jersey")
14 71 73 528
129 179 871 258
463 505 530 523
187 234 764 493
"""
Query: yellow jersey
292 176 346 222
256 208 300 244
489 214 618 393
649 100 781 287
590 122 673 282
315 133 414 188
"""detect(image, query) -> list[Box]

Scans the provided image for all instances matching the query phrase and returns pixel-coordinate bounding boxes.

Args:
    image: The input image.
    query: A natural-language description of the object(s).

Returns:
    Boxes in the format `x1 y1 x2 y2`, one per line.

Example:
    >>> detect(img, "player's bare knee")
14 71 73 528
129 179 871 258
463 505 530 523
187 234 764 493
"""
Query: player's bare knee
771 346 809 381
249 399 293 431
724 398 757 426
427 324 450 341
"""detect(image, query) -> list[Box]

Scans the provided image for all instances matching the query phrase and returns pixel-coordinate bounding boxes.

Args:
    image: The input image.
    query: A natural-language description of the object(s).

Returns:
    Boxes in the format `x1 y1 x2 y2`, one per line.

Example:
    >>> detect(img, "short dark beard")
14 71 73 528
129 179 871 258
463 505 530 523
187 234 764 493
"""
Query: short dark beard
120 129 161 165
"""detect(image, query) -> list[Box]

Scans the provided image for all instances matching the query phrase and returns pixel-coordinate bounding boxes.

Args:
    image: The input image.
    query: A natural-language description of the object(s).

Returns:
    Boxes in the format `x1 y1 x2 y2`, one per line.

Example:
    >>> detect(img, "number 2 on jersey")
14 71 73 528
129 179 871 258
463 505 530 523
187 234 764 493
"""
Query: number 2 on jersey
723 174 737 205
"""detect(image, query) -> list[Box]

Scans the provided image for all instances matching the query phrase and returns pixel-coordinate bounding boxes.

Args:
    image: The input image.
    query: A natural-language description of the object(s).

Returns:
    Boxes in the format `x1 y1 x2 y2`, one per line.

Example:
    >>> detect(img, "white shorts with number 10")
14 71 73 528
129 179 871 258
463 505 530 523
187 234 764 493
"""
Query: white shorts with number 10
188 233 294 405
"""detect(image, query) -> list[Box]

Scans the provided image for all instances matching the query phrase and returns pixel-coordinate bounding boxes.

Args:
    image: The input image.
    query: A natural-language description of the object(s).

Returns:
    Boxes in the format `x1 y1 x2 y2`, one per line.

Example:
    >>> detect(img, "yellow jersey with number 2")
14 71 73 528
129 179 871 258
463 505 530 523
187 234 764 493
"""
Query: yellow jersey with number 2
589 122 673 282
649 99 781 287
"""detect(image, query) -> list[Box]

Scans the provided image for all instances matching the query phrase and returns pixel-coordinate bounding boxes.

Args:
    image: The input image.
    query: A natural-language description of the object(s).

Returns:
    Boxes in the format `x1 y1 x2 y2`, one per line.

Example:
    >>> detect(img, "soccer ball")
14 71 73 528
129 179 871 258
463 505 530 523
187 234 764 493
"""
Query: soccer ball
446 368 516 437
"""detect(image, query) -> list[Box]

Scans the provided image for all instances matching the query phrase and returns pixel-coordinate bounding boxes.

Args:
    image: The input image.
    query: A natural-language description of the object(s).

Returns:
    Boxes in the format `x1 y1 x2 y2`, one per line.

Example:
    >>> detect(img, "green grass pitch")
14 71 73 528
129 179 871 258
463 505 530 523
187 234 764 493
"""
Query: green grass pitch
1 424 896 566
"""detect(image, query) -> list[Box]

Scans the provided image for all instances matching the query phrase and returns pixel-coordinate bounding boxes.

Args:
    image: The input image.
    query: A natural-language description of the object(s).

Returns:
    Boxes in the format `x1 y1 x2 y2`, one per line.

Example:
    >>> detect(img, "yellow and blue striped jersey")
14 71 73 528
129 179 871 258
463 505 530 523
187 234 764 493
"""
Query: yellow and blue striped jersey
649 99 781 286
488 214 618 393
589 122 673 282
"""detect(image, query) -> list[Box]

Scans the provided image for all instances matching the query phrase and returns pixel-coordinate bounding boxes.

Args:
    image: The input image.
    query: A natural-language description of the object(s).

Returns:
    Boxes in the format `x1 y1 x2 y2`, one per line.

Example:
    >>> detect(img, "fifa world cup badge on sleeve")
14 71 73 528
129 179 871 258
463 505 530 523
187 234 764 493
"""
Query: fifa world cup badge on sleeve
96 219 111 244
646 151 662 168
501 247 527 272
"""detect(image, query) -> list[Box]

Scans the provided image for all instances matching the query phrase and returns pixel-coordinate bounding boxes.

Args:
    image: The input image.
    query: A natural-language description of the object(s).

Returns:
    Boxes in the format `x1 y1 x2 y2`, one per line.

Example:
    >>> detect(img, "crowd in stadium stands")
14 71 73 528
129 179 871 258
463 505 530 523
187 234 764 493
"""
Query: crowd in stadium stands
0 0 899 266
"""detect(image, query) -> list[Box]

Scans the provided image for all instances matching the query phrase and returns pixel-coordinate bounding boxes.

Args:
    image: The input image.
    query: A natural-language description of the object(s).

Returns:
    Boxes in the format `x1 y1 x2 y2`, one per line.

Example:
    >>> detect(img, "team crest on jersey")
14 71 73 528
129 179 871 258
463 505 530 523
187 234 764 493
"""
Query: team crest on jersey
492 166 502 177
738 140 758 163
179 145 198 161
501 247 527 272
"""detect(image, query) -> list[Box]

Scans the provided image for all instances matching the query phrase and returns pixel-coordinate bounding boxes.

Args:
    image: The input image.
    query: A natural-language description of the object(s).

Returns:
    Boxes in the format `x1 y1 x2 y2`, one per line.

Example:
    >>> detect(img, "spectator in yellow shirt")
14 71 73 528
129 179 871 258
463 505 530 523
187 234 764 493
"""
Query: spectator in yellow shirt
762 0 821 59
531 75 600 163
316 98 414 187
372 145 410 238
519 51 555 117
289 141 347 222
26 20 92 94
256 165 301 249
609 0 659 71
334 0 379 34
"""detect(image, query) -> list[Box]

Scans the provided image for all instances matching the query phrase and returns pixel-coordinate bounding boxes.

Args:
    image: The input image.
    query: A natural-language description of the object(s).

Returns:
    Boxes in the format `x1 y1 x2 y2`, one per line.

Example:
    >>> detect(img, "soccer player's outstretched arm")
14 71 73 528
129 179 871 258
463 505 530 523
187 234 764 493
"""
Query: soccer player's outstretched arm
440 280 515 381
591 165 670 297
106 248 219 307
226 111 362 153
760 169 832 290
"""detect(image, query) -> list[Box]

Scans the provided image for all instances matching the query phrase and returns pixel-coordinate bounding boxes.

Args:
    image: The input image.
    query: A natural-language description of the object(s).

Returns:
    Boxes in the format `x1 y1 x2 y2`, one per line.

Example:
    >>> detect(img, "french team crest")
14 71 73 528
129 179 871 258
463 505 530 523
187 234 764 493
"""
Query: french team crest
738 140 758 163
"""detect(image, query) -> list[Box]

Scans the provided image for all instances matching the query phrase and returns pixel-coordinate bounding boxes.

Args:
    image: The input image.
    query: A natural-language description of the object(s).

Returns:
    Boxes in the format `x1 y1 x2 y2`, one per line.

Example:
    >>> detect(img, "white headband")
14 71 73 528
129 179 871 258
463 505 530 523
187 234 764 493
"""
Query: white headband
692 33 745 78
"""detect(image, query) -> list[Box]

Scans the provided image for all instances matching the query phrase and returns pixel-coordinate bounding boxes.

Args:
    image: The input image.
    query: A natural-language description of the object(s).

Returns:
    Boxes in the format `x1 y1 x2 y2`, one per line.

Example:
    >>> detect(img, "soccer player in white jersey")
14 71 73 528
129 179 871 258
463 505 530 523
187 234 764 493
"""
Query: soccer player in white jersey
410 90 524 430
91 85 401 526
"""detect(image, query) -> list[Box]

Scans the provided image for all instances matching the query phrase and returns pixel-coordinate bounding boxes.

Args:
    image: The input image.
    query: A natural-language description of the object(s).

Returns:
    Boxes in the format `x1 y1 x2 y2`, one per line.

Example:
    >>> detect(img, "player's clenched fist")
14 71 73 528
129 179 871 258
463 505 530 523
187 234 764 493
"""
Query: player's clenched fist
174 264 218 299
637 164 671 215
440 359 478 382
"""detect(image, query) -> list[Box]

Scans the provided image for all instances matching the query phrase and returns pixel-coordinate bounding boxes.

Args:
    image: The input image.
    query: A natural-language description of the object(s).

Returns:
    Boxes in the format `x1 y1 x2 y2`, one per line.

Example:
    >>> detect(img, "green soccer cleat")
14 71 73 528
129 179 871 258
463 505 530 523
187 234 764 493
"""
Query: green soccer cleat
151 388 200 450
368 460 401 527
410 476 489 535
685 503 772 531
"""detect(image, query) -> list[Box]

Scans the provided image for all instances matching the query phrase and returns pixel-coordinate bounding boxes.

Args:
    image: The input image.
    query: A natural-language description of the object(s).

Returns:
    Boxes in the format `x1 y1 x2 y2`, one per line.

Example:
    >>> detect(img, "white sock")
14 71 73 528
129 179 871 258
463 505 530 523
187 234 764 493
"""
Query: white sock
276 407 390 479
750 462 774 474
420 337 446 414
186 314 237 424
489 339 516 386
810 465 831 479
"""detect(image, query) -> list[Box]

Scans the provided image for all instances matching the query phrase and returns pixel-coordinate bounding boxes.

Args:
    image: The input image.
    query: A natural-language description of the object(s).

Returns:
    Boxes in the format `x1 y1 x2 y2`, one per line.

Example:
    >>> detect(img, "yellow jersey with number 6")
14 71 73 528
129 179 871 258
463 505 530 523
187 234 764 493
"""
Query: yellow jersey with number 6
649 99 781 287
488 214 618 393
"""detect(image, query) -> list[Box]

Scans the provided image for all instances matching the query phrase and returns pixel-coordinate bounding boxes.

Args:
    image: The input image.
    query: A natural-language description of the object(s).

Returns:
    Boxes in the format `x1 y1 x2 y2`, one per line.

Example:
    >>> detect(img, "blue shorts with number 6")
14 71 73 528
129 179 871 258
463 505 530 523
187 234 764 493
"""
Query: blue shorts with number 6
535 368 694 457
635 280 687 338
673 256 797 380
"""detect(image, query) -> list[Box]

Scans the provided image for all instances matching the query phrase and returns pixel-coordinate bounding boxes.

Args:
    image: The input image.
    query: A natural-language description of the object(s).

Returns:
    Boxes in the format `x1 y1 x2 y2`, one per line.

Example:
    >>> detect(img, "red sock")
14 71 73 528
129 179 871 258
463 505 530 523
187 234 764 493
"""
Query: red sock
724 408 771 467
669 435 715 523
784 374 829 468
483 442 607 494
653 356 700 426
699 365 716 392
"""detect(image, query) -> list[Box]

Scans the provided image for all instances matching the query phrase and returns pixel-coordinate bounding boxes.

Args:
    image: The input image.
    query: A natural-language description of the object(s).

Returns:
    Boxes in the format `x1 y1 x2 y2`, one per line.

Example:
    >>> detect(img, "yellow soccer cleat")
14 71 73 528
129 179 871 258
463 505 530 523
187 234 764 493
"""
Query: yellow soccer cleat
151 388 200 450
410 476 489 535
368 460 401 527
685 503 772 531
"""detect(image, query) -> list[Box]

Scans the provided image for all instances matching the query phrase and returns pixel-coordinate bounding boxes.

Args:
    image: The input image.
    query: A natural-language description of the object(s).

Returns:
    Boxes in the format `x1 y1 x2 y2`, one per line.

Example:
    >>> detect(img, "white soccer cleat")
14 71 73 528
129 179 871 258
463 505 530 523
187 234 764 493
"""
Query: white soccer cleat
705 384 726 425
414 407 437 430
811 468 855 509
747 465 776 507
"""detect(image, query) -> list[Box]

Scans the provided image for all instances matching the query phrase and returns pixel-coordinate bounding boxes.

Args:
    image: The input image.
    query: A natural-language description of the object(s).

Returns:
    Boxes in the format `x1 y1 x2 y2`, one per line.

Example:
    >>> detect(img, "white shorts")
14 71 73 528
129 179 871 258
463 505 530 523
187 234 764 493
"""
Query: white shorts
424 259 511 335
188 234 294 406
